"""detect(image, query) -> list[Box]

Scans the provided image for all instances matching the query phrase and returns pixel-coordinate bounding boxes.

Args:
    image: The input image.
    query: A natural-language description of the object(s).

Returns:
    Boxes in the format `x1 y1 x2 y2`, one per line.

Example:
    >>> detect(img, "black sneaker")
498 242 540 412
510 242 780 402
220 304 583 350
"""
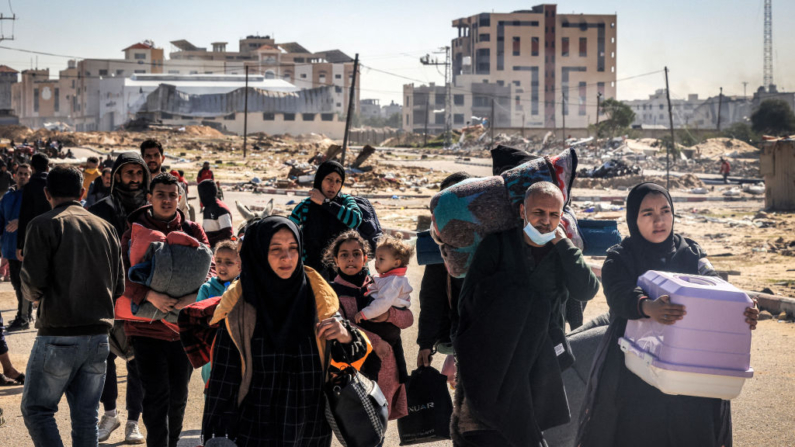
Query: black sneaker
5 318 30 332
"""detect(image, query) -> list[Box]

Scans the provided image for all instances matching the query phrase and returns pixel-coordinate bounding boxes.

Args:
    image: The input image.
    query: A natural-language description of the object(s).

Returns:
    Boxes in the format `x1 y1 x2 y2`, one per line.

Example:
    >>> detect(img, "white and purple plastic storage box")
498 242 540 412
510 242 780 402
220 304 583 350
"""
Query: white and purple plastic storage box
619 270 754 400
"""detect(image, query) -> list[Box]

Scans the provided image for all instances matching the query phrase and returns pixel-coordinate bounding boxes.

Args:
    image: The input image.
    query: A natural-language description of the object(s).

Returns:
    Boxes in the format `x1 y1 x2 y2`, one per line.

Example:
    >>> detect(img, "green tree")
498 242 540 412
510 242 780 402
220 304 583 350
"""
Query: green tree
596 98 636 138
722 122 759 144
751 99 795 136
385 113 402 128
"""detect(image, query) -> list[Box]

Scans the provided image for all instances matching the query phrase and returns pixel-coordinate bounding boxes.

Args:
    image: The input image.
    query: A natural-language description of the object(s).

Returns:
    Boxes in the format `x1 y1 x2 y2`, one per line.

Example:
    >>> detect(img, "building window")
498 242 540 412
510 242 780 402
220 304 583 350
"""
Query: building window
321 113 334 121
189 70 198 74
532 37 539 56
116 69 124 76
265 71 275 79
134 70 146 74
337 102 342 107
454 114 464 124
300 73 307 78
497 80 504 87
335 74 342 79
562 38 570 57
134 53 146 60
85 71 91 76
54 88 59 112
479 13 490 27
473 96 490 107
168 70 180 74
611 37 615 43
72 80 75 88
611 22 615 28
99 69 108 76
515 95 521 106
161 112 173 119
335 86 342 93
435 94 445 106
319 72 327 83
263 113 275 120
435 114 445 125
284 113 296 121
406 96 410 107
302 113 315 121
476 48 490 74
223 113 235 120
405 114 409 126
611 66 615 73
34 88 39 112
479 33 490 42
611 51 615 59
454 94 464 105
512 37 520 56
579 37 587 57
294 57 305 63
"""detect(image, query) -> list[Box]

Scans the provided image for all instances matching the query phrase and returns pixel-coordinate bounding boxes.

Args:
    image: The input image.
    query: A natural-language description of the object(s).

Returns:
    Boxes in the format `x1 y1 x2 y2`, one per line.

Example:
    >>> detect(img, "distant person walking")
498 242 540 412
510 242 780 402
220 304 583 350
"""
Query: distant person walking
719 158 731 184
82 156 102 199
20 166 125 447
16 153 51 262
1 164 33 332
197 161 214 183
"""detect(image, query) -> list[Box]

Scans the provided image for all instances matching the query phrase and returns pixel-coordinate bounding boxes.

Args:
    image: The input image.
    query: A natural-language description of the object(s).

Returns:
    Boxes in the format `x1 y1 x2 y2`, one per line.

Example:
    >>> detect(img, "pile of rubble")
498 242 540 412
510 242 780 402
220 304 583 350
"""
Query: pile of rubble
574 173 706 190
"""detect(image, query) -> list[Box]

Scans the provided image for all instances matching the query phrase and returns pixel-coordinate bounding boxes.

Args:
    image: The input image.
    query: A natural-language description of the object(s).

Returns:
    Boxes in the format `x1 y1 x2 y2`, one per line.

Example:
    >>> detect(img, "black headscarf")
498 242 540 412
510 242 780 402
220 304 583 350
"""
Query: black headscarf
491 145 538 175
240 216 315 347
313 160 345 193
624 182 677 265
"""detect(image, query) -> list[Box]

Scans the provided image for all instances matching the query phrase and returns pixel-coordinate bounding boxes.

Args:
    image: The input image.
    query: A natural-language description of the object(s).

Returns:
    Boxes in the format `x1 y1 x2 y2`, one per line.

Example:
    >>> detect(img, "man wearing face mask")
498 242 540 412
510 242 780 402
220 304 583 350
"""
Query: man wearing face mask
452 181 600 447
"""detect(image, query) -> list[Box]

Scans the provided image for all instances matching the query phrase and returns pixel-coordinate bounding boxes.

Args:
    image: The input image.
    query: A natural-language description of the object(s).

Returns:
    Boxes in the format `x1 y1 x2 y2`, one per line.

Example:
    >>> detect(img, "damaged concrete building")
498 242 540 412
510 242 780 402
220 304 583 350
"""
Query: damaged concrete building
11 36 358 136
403 4 617 133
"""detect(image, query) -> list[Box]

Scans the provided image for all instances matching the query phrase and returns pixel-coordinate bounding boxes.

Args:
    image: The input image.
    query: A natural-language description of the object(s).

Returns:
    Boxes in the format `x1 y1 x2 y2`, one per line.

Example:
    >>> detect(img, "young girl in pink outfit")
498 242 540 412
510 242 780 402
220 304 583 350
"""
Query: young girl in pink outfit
324 231 414 420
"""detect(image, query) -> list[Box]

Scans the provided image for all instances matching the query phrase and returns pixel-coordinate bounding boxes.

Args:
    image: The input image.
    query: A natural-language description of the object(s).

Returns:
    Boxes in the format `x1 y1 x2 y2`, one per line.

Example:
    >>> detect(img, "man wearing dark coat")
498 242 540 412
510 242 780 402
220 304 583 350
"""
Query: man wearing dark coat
452 181 600 447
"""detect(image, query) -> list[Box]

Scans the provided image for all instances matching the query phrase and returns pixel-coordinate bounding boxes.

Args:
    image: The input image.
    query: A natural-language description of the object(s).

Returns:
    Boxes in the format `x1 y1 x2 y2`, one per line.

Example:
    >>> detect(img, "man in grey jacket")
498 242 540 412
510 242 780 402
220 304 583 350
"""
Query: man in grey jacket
20 166 125 447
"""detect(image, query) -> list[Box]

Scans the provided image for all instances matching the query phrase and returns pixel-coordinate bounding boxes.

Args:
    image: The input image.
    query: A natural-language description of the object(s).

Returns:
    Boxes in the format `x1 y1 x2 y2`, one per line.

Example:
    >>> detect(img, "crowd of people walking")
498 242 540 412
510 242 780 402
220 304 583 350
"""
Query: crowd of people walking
0 139 760 447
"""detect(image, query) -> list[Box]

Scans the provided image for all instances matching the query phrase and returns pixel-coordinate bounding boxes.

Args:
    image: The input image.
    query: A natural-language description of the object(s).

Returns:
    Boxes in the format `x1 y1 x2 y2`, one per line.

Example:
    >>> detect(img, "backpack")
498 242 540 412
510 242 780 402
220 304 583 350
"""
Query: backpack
351 196 383 253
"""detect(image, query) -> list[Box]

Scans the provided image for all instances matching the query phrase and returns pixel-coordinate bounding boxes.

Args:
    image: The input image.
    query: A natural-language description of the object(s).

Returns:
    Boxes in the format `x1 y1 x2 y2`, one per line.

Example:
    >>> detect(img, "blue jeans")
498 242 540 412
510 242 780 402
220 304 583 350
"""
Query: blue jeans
21 334 110 447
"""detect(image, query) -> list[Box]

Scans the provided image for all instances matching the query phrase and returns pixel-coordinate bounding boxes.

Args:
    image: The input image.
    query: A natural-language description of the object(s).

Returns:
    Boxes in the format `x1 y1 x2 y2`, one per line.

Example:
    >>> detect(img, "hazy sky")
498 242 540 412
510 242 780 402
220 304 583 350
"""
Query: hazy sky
1 0 792 105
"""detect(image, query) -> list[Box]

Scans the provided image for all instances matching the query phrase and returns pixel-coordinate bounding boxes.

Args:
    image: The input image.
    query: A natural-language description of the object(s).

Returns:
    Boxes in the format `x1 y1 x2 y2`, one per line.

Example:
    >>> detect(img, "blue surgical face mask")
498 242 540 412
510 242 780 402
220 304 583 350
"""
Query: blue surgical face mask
523 216 556 245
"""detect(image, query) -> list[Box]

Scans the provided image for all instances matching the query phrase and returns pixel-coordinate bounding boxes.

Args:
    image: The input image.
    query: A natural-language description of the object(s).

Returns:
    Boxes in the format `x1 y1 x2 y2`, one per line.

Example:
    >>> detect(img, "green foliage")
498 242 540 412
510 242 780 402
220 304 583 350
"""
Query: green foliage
721 123 760 144
751 99 795 136
360 113 403 129
595 98 636 138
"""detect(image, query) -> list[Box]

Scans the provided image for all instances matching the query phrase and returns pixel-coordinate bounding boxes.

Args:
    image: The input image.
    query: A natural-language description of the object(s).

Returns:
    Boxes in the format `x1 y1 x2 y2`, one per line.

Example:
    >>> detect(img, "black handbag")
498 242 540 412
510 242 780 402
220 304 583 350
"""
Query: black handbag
324 341 389 447
397 366 453 445
549 324 575 372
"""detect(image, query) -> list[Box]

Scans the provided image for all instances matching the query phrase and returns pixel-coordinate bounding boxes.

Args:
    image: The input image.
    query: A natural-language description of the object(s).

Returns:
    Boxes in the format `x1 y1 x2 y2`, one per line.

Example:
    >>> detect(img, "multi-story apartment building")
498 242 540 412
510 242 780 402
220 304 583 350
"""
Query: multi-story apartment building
624 90 707 128
404 4 617 133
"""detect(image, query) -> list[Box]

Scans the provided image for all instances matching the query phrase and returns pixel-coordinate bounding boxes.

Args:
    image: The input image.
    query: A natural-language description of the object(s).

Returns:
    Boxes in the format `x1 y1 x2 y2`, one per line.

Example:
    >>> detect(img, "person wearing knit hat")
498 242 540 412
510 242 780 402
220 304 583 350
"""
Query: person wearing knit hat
288 160 362 277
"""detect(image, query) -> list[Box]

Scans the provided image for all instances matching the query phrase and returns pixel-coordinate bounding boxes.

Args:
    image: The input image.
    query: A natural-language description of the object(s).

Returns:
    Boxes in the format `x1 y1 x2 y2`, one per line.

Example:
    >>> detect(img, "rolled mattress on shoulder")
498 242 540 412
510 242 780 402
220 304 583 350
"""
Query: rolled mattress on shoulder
430 148 579 278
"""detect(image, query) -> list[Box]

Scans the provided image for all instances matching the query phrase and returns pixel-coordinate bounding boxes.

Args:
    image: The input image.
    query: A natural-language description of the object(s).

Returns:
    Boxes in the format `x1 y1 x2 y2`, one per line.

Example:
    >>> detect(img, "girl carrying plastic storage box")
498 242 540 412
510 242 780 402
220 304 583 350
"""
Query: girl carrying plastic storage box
576 182 759 447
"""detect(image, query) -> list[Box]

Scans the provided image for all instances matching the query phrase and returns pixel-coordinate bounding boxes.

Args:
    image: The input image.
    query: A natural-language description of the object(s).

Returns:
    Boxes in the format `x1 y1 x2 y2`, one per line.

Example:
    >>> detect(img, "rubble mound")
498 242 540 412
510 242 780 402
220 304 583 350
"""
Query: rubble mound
0 125 34 140
182 125 224 138
575 173 705 190
692 138 758 159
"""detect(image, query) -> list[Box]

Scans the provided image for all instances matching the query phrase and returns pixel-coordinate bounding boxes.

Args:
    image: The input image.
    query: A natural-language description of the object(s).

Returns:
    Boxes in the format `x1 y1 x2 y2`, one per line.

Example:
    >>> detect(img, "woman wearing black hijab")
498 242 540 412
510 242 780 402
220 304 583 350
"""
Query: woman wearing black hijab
576 182 758 447
289 161 363 276
201 216 369 446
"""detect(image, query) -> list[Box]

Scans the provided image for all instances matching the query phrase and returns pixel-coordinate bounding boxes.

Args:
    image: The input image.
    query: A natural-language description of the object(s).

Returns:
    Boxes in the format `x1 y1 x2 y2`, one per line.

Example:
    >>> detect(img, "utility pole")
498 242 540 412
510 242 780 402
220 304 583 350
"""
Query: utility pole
419 48 452 148
341 53 359 166
490 98 495 148
243 65 249 158
423 92 429 147
595 92 602 129
561 90 566 146
742 81 748 98
0 12 17 42
716 87 723 131
664 67 675 190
